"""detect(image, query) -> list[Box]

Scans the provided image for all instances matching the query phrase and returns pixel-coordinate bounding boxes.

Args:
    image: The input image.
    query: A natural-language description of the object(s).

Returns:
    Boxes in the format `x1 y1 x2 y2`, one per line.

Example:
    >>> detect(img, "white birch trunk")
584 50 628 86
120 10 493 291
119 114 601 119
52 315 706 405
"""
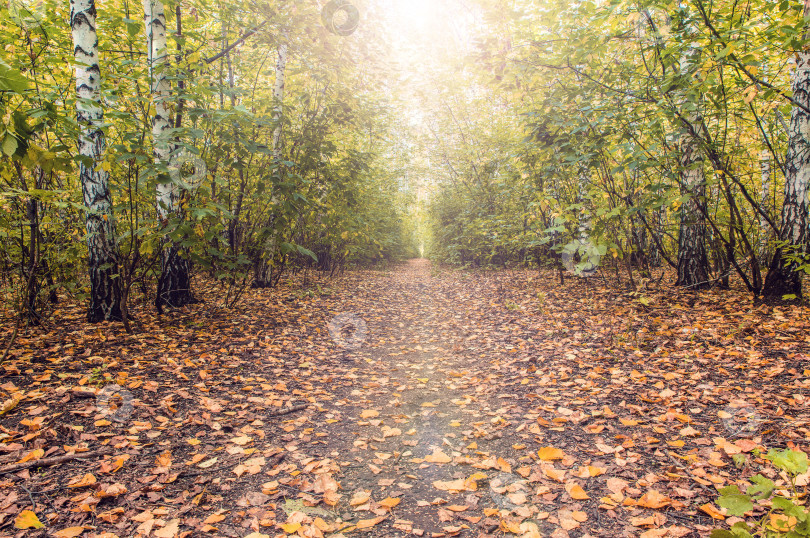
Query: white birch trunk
145 0 194 309
675 42 710 288
71 0 122 321
144 0 175 220
763 0 810 299
759 149 771 257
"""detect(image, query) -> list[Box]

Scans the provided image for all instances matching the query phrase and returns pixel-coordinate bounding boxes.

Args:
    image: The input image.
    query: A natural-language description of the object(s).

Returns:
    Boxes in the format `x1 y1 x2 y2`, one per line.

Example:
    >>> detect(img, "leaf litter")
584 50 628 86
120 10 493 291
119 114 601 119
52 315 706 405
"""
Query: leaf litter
0 259 808 536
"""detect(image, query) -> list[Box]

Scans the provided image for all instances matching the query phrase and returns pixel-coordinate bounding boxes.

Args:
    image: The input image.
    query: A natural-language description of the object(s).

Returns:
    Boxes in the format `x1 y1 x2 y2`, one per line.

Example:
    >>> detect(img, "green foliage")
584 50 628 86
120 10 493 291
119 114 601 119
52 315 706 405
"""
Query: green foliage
0 0 419 322
712 449 810 537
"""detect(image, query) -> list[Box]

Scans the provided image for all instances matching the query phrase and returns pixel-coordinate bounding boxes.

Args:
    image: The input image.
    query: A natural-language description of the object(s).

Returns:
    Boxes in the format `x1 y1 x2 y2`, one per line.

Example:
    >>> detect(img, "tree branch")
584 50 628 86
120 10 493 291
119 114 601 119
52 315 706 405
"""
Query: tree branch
204 21 268 64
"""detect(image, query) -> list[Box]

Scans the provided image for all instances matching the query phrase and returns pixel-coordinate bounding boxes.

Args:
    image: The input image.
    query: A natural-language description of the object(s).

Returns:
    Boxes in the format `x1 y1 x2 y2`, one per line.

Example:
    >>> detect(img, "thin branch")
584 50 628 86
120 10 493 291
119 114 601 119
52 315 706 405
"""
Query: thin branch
205 21 268 64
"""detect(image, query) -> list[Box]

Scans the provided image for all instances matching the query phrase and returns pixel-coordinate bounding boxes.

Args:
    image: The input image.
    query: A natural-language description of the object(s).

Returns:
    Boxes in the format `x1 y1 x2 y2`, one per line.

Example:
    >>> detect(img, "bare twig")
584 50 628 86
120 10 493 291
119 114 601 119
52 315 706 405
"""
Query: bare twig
0 318 20 363
0 448 113 474
268 404 309 418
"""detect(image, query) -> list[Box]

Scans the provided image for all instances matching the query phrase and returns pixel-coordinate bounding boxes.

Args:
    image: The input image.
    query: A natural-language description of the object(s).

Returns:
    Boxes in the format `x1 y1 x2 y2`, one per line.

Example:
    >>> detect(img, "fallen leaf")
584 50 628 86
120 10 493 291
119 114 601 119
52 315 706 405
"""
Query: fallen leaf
537 446 564 461
14 510 45 529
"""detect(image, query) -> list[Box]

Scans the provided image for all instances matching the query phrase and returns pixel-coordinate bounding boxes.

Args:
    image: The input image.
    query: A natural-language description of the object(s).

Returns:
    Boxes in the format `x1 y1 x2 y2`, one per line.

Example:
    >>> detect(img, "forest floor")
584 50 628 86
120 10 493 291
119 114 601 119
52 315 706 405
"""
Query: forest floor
0 259 809 538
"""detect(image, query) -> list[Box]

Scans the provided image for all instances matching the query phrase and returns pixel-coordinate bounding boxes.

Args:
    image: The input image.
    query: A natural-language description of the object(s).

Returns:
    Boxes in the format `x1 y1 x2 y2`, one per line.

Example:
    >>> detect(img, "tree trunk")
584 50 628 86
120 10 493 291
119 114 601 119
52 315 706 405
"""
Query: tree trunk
759 149 771 262
675 37 710 289
762 8 810 300
675 122 710 289
144 0 194 311
71 0 123 322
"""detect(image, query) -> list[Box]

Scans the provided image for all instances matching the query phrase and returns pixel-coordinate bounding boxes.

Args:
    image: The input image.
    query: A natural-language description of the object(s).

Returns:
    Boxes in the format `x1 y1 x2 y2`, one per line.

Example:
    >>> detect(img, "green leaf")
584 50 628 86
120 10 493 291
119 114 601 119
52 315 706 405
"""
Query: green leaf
296 245 318 262
0 59 32 94
2 134 18 157
747 475 774 500
766 449 808 475
717 485 753 517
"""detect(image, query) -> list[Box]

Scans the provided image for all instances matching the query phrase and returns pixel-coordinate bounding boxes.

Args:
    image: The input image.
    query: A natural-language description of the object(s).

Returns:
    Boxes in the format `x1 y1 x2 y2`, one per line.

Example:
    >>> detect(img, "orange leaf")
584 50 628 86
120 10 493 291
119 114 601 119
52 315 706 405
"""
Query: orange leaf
565 482 590 500
699 503 726 520
52 527 86 538
68 473 97 489
537 446 564 461
378 497 401 508
356 515 386 529
638 490 672 509
425 449 452 463
350 490 371 506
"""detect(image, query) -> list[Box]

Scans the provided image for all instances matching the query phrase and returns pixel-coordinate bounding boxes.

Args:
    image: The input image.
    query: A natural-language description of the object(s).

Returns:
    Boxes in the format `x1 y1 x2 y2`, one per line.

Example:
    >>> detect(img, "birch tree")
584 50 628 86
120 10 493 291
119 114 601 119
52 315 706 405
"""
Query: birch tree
674 19 710 289
762 1 810 300
71 0 123 321
144 0 194 310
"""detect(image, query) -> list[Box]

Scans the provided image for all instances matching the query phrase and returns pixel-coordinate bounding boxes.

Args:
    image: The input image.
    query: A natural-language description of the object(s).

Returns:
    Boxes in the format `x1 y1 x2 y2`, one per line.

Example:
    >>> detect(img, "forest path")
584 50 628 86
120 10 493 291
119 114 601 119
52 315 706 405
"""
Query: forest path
2 261 806 538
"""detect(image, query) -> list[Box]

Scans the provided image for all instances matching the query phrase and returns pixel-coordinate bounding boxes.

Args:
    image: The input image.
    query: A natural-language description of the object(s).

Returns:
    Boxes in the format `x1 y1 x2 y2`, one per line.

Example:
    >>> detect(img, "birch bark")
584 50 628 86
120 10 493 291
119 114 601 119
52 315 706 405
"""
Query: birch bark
674 38 710 289
762 0 810 300
71 0 123 321
144 0 194 310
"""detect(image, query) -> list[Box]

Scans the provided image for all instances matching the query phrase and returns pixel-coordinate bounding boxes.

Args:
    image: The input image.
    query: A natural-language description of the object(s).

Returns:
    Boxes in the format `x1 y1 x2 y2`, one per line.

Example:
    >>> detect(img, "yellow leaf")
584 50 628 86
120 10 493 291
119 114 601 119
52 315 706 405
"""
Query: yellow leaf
620 418 639 426
17 448 44 463
279 522 301 533
360 409 379 419
0 392 22 416
14 510 45 529
537 446 564 461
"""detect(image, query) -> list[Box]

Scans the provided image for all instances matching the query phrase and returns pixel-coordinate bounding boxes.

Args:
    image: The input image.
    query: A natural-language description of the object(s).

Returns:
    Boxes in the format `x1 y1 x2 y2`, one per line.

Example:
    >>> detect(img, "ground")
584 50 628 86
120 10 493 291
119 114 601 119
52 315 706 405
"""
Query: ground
0 259 809 538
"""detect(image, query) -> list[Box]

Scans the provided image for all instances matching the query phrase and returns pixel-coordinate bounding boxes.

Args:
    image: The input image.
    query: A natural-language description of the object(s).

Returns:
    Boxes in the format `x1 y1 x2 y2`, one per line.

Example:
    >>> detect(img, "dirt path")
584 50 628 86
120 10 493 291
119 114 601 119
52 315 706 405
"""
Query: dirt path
2 260 808 537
